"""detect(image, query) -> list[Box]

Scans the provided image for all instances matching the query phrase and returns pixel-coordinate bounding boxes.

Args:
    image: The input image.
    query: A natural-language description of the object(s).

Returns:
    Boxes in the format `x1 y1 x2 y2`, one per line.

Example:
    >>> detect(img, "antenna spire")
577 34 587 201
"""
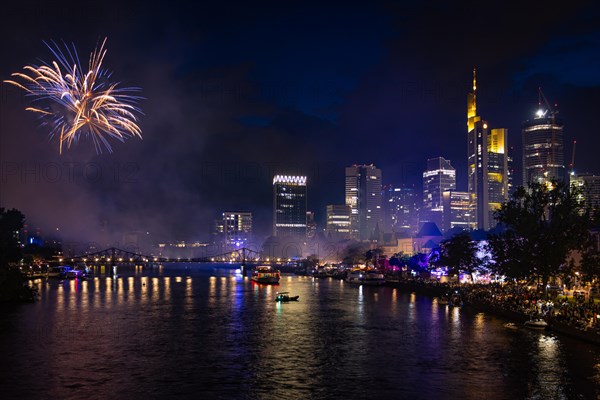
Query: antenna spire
473 68 477 91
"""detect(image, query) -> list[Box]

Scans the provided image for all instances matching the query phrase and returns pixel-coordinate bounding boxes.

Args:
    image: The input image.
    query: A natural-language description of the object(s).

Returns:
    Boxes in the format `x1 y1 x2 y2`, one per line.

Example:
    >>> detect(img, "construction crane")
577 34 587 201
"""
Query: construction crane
538 87 559 180
569 140 577 176
538 87 557 118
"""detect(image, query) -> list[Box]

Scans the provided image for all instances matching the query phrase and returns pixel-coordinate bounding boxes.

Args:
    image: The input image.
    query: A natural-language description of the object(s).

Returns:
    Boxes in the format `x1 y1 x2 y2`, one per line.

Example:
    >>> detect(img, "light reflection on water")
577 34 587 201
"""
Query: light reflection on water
1 264 599 400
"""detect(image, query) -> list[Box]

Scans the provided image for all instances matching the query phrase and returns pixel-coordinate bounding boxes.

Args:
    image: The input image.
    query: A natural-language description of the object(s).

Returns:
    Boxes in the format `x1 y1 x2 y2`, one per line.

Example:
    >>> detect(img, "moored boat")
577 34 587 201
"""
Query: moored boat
48 266 72 279
449 292 463 307
65 268 84 279
362 270 386 286
345 270 363 284
524 318 548 330
251 266 281 284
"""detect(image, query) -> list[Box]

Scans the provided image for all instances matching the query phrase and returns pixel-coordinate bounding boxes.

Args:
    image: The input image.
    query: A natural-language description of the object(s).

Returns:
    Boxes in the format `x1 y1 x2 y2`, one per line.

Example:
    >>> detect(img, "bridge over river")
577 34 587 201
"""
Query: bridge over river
32 247 307 277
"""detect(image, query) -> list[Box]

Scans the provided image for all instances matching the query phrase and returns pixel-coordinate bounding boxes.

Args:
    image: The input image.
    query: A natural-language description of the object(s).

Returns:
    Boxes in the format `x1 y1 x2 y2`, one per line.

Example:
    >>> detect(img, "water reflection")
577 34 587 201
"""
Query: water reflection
164 276 171 299
530 335 565 399
3 269 600 400
151 277 159 301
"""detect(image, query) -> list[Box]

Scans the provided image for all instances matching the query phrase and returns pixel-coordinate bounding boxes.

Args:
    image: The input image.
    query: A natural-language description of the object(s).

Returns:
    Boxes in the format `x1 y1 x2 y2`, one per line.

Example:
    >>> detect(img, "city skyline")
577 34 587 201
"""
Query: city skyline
1 2 600 247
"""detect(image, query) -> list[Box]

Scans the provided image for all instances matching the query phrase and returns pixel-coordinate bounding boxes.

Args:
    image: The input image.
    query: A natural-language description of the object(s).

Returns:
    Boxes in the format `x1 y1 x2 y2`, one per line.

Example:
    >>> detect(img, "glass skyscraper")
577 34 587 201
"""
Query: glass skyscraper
467 69 509 230
345 165 382 241
273 175 307 238
522 106 565 187
422 157 455 231
223 211 252 249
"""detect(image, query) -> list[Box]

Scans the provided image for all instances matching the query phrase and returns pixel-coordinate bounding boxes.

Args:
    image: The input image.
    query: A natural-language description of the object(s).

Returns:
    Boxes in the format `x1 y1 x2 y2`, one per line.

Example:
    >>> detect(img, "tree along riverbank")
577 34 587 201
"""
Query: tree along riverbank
0 268 38 303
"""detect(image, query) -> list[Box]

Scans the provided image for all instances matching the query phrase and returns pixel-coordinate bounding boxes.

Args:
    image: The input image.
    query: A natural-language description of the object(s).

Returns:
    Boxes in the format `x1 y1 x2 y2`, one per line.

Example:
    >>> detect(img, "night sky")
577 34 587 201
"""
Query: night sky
1 1 600 247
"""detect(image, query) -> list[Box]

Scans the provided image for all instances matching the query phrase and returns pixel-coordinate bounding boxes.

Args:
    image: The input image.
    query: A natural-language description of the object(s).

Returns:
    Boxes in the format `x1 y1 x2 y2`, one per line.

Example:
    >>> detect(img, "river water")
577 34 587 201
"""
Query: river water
1 263 599 399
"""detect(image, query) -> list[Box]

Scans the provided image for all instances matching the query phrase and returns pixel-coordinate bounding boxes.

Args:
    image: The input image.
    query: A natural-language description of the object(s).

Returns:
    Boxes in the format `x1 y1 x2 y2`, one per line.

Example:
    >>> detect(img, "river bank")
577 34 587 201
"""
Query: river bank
386 279 600 346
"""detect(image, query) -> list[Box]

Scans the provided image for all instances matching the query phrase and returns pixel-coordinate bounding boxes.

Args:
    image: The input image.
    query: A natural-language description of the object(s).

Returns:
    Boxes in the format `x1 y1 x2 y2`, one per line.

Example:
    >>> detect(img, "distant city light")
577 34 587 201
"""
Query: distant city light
273 175 307 185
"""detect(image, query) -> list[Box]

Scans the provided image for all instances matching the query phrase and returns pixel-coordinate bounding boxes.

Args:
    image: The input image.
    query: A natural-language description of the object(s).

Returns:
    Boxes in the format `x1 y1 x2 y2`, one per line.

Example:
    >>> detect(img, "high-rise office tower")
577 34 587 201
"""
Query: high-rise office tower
522 92 565 186
383 184 419 234
422 157 456 231
507 145 515 196
211 219 225 244
273 175 307 238
570 173 600 212
222 212 252 249
467 69 509 230
345 165 382 241
442 191 476 232
306 211 317 239
326 204 352 239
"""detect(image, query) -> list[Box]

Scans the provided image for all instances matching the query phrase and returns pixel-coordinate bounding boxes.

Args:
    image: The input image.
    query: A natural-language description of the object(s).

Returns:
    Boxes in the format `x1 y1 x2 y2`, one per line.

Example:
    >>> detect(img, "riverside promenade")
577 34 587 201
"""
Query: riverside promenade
386 279 600 346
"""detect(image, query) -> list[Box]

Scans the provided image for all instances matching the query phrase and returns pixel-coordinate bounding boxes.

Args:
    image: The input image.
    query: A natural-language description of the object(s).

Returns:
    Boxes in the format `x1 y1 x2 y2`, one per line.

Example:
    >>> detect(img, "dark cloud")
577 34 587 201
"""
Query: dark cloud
1 0 600 250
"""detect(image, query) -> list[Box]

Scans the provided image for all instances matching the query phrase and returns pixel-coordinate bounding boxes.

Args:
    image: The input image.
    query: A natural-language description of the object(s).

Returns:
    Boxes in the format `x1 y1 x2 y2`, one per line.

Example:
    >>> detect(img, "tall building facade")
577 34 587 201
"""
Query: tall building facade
383 184 419 234
570 173 600 212
507 145 515 196
326 205 351 239
306 211 317 239
422 157 456 231
223 212 252 249
442 191 476 232
273 175 307 238
522 102 565 186
467 69 509 230
345 165 382 241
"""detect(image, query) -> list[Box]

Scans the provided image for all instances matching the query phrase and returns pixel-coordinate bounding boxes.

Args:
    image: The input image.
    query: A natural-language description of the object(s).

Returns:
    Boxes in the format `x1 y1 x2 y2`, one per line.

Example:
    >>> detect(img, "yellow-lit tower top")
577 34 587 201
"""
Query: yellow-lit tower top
467 67 480 132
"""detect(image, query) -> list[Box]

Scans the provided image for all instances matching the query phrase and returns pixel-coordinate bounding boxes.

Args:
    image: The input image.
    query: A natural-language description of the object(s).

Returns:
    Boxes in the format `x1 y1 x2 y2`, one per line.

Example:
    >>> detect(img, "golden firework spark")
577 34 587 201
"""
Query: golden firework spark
5 38 143 154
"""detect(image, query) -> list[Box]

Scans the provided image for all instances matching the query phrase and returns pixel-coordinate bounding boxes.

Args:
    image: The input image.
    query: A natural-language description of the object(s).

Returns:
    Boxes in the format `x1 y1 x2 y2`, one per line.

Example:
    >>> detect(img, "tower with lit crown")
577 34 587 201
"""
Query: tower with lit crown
522 90 565 186
273 175 307 238
467 69 509 230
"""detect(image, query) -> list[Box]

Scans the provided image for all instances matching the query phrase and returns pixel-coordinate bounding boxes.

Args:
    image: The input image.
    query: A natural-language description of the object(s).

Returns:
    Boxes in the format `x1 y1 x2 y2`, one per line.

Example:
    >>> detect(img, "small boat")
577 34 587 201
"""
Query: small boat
362 271 386 286
251 266 281 284
313 266 332 278
345 270 363 284
65 268 84 279
524 318 548 329
438 296 449 305
275 292 299 302
48 266 71 279
449 292 463 307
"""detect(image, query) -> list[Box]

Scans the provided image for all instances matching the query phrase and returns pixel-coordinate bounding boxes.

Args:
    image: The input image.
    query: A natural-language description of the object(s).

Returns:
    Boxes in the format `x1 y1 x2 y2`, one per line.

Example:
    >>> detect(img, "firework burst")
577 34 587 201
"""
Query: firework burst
4 38 143 154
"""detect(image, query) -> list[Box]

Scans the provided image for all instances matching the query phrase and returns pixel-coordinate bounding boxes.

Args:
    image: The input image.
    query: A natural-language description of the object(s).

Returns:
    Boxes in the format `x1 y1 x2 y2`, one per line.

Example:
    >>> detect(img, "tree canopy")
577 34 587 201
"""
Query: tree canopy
487 180 591 291
0 208 25 268
437 232 481 282
0 208 38 302
341 241 370 266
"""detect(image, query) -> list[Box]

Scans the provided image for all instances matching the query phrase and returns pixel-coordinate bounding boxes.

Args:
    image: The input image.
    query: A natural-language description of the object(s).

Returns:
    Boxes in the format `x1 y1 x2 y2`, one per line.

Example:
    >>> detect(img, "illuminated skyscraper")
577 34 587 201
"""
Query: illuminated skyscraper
522 94 565 186
223 211 252 249
442 191 476 232
570 173 600 212
345 165 382 241
383 184 419 234
273 175 307 238
326 204 351 239
467 69 509 230
306 211 317 239
422 157 455 231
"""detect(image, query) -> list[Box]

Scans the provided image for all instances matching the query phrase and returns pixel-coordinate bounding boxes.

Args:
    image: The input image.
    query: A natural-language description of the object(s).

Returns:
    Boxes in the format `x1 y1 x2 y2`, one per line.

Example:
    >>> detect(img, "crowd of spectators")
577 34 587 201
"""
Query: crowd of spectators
463 283 600 332
398 277 600 334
